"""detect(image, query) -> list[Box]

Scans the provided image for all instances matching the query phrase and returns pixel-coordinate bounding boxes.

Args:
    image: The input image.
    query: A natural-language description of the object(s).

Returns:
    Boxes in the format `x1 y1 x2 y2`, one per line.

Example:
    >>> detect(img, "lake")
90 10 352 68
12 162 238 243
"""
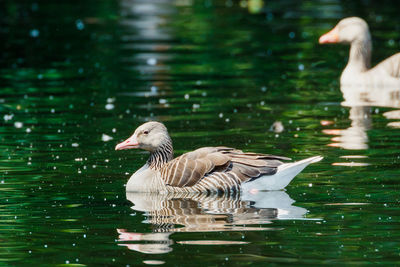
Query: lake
1 0 400 265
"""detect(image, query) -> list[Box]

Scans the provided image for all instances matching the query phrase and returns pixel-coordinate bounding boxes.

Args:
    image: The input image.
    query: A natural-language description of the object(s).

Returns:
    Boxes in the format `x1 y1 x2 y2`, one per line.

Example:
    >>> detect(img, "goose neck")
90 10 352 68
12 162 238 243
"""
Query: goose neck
347 38 371 72
148 141 173 170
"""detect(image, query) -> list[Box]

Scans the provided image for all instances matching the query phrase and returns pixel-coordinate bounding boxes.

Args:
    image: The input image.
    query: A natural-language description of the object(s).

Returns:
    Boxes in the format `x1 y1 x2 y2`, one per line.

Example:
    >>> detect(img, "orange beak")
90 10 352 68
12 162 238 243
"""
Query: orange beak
115 134 139 150
319 27 339 44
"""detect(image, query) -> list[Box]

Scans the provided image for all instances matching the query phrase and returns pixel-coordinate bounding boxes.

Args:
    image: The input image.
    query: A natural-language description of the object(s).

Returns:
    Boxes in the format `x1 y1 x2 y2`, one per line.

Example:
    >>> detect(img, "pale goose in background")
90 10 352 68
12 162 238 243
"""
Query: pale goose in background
115 121 322 193
319 17 400 152
319 17 400 88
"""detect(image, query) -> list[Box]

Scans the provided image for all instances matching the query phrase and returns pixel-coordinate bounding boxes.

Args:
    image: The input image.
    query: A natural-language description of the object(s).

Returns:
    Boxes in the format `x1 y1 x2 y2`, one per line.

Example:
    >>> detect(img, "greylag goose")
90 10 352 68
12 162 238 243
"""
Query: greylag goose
115 121 322 193
319 17 400 87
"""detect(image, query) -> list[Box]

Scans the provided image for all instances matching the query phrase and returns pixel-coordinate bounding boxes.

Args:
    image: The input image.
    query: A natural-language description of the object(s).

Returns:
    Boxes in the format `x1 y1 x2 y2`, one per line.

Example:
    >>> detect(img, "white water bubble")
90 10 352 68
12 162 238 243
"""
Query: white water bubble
30 29 40 38
4 114 13 121
146 58 157 65
14 122 23 128
105 103 114 110
102 134 113 142
75 19 85 30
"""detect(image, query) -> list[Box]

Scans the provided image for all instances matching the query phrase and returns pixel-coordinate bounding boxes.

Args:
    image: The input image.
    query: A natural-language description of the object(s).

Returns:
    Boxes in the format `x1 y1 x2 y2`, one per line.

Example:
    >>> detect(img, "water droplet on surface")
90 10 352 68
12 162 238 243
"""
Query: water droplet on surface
14 122 23 128
105 104 114 110
146 58 157 65
4 114 13 121
30 29 40 38
102 134 113 142
75 19 85 30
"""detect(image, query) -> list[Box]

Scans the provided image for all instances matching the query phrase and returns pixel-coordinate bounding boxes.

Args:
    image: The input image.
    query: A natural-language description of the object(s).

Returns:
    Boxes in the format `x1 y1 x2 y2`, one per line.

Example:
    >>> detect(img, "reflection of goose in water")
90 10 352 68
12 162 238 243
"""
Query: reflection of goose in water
319 17 400 152
322 83 400 152
323 105 371 150
117 191 309 254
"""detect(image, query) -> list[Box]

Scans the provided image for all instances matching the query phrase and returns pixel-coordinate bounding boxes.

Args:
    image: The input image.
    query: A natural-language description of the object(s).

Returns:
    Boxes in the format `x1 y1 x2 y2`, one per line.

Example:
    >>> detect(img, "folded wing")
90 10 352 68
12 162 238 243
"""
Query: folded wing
160 147 290 189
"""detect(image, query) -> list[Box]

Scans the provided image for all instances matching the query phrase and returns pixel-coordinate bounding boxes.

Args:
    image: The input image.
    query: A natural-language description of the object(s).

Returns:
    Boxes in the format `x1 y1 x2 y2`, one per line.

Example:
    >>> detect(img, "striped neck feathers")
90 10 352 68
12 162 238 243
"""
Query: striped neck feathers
148 139 174 169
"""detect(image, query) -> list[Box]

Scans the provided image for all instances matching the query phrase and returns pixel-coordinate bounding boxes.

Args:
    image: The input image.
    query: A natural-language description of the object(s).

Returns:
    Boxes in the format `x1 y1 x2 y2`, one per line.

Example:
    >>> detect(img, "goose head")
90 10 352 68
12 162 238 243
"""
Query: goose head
115 121 171 152
319 17 371 45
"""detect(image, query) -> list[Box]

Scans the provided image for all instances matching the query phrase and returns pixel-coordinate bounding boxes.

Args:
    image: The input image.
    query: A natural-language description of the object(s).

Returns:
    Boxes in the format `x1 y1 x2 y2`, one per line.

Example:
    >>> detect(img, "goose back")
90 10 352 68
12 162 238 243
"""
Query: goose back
158 146 290 192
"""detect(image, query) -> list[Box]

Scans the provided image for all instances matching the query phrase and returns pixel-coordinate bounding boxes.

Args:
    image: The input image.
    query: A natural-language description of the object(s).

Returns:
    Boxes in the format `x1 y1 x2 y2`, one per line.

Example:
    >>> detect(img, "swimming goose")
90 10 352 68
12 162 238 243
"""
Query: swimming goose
319 17 400 87
115 121 322 193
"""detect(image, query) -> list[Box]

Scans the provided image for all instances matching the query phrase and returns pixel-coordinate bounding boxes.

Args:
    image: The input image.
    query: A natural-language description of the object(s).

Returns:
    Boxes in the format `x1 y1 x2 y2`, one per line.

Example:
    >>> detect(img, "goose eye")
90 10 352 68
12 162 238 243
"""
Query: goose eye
143 130 149 135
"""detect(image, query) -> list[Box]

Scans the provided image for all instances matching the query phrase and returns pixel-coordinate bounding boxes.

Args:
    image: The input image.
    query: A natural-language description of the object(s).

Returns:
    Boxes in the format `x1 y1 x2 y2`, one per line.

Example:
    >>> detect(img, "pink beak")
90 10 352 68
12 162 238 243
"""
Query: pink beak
115 134 139 150
319 27 339 44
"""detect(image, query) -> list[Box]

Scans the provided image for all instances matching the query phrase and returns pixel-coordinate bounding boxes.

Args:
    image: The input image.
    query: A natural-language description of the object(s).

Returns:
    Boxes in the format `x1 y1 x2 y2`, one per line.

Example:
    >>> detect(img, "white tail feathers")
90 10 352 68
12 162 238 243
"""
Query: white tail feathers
241 156 323 192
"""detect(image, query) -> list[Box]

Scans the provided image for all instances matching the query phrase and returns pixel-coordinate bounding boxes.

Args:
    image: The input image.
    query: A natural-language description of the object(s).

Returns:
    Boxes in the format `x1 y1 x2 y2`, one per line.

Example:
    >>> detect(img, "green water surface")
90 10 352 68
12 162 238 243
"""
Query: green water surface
1 0 400 266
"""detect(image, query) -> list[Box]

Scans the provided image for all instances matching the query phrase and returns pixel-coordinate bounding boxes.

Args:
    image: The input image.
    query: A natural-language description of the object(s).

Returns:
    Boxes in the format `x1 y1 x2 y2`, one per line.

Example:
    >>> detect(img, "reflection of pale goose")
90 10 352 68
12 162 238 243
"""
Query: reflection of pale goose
115 121 322 192
319 17 400 88
323 106 371 150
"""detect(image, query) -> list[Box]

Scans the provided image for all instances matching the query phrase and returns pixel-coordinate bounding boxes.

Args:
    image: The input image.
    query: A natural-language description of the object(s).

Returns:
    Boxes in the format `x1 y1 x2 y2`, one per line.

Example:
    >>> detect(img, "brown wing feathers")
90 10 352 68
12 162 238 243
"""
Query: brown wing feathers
160 147 288 189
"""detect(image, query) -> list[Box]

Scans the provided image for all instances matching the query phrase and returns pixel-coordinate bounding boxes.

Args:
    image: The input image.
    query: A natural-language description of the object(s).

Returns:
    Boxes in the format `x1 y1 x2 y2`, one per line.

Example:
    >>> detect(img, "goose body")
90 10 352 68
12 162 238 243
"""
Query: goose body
116 121 322 193
319 17 400 87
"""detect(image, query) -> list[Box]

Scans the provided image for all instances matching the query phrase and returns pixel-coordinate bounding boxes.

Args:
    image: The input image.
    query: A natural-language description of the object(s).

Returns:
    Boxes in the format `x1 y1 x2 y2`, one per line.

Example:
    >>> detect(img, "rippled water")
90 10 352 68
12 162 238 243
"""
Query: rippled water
1 0 400 265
